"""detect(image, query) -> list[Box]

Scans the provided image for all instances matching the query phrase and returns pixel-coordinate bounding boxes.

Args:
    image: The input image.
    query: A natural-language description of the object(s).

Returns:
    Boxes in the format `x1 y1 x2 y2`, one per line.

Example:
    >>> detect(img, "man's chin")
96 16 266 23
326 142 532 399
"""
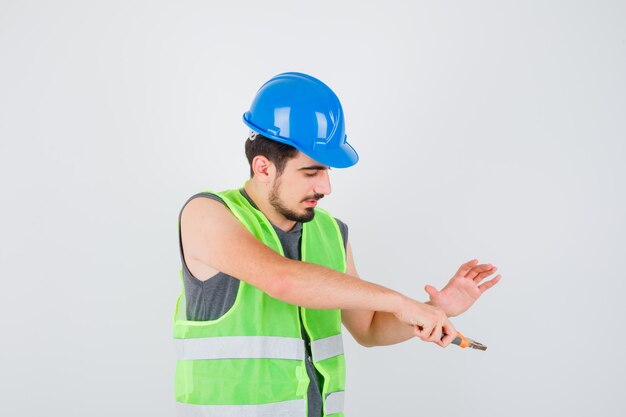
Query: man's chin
280 207 315 223
298 208 316 223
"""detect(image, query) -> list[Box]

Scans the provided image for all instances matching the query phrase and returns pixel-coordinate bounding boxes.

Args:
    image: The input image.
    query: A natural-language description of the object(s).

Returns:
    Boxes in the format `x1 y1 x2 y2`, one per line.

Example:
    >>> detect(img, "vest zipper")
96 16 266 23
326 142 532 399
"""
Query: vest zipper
298 306 312 354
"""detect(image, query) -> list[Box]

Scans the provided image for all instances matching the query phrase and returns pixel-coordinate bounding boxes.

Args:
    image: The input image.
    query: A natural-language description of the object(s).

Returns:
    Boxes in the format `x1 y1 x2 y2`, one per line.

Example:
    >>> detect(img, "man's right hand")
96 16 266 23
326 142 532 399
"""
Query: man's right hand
393 296 457 347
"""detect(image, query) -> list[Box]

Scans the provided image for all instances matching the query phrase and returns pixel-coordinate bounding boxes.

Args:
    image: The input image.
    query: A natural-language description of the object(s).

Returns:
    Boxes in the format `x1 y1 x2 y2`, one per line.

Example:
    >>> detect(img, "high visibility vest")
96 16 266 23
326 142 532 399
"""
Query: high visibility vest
174 186 347 416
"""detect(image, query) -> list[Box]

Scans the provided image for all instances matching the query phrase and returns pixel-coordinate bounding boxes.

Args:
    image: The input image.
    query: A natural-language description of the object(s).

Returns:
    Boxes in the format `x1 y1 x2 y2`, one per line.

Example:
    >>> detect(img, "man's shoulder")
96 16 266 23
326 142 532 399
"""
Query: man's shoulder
186 191 226 206
178 192 231 228
179 191 228 216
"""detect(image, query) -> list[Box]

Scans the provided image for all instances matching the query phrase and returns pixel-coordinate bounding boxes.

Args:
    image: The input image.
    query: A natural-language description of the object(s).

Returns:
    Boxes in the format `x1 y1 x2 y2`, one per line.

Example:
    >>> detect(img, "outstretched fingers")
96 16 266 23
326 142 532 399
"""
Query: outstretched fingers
456 259 478 277
469 265 498 282
478 275 501 293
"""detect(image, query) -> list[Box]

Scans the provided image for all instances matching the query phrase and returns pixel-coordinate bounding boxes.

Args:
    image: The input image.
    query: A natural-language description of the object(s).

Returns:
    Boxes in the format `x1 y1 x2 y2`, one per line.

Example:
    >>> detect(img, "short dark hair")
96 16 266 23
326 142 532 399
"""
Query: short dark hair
244 134 300 178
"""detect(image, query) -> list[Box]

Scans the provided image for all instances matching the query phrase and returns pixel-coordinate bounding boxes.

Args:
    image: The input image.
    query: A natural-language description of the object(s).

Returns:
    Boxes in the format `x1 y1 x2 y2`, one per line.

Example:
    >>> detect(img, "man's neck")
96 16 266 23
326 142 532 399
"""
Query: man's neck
243 180 297 233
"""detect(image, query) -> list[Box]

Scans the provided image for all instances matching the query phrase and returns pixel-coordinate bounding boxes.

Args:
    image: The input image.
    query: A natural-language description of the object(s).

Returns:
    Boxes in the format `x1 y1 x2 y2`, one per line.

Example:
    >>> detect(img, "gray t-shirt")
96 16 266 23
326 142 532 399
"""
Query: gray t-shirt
177 188 348 417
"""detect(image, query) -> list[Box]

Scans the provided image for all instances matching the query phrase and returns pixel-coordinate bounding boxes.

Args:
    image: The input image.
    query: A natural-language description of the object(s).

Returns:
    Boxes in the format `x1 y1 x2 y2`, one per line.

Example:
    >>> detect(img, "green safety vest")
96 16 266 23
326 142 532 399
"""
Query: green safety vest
174 185 347 416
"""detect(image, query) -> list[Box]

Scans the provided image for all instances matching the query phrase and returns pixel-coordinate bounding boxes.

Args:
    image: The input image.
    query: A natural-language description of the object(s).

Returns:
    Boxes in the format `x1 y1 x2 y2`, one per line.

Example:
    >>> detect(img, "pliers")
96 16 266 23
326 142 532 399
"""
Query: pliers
450 332 487 351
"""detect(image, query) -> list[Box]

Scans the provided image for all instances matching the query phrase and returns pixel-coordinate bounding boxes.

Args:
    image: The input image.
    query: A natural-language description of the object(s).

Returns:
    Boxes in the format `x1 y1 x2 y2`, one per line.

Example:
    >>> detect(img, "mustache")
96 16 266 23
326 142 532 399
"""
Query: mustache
304 193 325 201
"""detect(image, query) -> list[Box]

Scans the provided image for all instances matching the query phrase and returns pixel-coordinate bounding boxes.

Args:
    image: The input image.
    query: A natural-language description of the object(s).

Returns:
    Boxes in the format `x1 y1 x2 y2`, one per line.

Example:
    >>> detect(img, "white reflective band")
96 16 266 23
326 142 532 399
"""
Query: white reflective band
311 334 344 362
324 391 345 415
177 399 305 417
175 336 305 361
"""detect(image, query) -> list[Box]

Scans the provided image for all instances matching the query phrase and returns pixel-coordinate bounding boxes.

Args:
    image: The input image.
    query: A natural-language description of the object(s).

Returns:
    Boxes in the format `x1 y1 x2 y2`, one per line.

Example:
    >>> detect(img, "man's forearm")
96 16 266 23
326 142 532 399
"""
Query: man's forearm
273 258 406 315
365 311 416 347
364 301 447 347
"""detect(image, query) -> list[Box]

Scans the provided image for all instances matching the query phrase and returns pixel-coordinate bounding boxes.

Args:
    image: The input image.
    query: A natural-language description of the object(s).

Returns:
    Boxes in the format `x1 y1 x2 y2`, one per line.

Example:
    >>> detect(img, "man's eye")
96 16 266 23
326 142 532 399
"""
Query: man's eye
305 173 317 177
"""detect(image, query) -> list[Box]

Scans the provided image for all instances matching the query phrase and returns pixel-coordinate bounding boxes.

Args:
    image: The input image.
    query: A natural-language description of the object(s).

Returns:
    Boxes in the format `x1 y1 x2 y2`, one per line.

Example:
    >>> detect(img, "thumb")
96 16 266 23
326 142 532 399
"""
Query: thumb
424 285 439 298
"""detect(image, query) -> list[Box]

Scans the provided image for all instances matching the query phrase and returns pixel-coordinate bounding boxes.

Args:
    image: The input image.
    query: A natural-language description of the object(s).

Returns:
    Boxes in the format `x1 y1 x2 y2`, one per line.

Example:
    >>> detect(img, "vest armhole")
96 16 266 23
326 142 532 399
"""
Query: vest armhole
178 192 232 284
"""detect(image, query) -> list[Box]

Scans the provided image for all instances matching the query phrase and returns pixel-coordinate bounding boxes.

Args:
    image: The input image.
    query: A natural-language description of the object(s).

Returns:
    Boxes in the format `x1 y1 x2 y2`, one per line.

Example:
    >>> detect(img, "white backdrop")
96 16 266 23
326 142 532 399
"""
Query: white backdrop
1 1 625 416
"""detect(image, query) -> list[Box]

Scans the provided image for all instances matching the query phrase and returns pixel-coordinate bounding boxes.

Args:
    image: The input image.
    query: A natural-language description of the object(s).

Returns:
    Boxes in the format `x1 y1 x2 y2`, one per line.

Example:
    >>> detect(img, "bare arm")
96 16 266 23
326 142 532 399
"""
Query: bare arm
181 197 404 313
181 197 455 346
366 311 416 347
339 240 375 347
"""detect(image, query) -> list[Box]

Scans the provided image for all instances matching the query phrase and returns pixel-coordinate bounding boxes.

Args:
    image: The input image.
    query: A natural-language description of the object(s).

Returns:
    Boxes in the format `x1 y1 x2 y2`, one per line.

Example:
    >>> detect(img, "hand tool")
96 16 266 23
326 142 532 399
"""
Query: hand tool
447 332 488 351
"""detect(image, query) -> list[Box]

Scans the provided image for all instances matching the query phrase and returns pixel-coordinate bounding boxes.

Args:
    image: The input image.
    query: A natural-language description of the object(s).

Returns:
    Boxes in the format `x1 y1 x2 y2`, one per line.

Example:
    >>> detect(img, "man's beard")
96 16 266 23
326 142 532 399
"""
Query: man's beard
268 178 316 223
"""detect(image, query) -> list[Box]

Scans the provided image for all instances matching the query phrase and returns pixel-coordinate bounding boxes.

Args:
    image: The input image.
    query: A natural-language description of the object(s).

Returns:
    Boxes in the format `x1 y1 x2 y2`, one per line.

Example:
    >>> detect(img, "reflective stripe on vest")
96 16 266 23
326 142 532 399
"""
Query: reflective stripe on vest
310 333 344 362
175 335 305 361
324 391 346 415
176 393 346 416
176 398 306 417
175 334 344 363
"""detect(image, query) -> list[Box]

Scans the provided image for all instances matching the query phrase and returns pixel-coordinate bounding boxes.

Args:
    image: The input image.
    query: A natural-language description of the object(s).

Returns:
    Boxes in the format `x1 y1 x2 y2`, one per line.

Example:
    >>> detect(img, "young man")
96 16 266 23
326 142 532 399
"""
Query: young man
174 72 501 417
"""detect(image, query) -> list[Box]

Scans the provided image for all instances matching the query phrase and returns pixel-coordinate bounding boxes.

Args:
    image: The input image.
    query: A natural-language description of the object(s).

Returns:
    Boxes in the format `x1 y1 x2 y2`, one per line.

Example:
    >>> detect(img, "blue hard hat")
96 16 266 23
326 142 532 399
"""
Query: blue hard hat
243 72 359 168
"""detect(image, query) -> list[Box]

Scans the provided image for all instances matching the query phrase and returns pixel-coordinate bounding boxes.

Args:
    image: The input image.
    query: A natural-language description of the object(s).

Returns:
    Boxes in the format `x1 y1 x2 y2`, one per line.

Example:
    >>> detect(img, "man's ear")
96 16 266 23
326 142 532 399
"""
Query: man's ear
252 155 273 182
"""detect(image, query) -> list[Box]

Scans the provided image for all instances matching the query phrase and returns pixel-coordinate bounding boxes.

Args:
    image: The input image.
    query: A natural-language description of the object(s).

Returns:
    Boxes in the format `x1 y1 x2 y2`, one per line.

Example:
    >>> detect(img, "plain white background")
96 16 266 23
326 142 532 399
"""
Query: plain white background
1 1 625 416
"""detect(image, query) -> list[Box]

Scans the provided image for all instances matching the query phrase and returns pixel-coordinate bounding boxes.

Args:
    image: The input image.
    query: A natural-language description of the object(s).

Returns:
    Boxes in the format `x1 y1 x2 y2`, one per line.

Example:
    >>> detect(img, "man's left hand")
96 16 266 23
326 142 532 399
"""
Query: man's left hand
425 259 501 317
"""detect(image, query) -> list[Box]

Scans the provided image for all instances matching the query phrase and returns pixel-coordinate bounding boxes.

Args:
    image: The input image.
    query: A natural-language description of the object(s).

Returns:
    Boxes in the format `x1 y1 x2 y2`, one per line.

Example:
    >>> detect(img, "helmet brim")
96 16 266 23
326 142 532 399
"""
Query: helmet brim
305 139 359 168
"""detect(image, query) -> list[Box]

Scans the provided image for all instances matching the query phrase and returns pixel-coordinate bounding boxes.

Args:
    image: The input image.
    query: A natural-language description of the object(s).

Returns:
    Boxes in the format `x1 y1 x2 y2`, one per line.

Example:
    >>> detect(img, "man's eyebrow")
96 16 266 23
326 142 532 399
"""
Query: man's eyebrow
297 165 331 171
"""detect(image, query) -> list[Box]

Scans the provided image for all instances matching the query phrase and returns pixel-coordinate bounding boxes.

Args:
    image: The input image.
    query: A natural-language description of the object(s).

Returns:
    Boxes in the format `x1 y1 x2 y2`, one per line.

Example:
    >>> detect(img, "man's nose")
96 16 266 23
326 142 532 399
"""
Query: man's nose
314 171 332 197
